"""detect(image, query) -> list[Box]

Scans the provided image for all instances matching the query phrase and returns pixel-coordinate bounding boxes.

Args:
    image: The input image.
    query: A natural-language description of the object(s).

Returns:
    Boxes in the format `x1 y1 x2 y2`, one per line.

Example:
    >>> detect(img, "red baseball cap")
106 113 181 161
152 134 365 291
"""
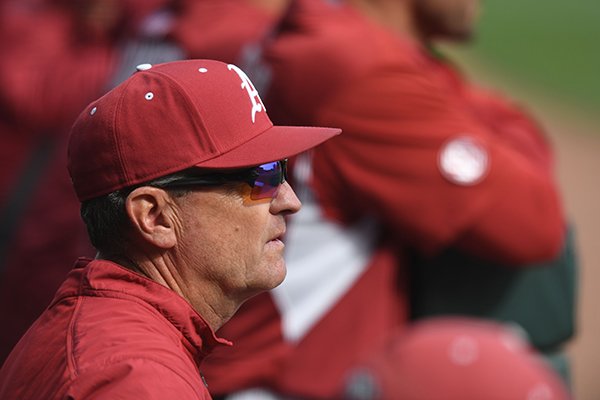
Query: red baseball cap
68 59 341 201
344 318 571 400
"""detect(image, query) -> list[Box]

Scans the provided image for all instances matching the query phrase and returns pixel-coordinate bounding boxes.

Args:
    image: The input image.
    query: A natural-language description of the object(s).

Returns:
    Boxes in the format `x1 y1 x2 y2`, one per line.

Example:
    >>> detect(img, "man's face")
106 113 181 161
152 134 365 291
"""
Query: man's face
414 0 481 41
173 179 301 305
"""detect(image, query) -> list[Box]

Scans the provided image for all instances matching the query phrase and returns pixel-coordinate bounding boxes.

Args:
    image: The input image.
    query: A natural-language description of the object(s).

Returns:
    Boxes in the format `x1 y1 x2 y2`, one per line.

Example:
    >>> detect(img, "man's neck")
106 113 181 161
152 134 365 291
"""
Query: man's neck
100 251 233 332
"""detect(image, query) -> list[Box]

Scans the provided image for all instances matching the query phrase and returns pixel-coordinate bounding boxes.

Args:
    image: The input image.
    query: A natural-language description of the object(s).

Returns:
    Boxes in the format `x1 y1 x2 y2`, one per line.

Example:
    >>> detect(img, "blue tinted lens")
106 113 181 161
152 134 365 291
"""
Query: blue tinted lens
250 160 286 200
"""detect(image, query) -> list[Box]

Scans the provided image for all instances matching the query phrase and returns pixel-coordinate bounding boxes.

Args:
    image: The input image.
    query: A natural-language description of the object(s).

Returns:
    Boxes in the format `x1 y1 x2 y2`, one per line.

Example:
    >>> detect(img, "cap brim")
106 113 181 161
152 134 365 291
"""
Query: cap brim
194 125 341 169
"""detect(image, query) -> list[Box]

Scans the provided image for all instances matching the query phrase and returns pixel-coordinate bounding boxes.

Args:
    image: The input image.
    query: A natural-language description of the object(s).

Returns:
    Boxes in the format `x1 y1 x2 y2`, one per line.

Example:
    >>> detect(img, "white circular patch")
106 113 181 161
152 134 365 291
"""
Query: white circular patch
136 63 152 71
90 106 97 116
439 136 489 185
144 92 154 101
198 67 208 73
448 335 479 366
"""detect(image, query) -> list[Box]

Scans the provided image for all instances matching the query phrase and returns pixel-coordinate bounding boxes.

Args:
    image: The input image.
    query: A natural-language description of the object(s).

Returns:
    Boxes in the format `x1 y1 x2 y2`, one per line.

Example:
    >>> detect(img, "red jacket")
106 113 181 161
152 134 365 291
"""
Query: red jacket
202 0 566 398
0 258 231 399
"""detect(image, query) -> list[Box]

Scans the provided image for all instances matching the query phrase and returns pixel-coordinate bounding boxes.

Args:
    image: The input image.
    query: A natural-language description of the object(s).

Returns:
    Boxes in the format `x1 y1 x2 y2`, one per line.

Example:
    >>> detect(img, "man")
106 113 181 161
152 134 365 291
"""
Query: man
201 0 575 398
0 59 339 399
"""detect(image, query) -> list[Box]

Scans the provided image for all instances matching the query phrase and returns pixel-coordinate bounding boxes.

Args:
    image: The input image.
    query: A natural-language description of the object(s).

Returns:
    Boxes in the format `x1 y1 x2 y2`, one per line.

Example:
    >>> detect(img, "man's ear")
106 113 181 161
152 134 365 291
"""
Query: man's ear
125 187 177 249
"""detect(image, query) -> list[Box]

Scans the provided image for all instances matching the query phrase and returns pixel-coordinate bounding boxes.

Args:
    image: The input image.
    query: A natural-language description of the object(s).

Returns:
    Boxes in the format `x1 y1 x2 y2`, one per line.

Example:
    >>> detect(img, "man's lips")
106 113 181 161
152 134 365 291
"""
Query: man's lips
268 227 286 243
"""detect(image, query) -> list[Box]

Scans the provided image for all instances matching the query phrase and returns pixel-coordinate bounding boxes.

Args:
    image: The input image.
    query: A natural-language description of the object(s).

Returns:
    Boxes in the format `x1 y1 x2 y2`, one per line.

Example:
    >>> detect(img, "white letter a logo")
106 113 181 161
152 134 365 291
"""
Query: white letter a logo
228 64 266 123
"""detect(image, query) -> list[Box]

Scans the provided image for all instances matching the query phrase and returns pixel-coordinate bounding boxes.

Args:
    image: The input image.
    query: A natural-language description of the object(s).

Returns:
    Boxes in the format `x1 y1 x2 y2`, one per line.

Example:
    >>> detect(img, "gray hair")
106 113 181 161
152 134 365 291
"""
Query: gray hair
80 171 194 256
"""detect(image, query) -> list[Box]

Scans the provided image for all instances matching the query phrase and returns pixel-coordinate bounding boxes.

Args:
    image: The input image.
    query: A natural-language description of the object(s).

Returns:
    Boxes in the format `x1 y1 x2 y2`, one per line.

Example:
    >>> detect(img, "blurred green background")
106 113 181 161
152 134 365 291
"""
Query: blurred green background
444 0 600 118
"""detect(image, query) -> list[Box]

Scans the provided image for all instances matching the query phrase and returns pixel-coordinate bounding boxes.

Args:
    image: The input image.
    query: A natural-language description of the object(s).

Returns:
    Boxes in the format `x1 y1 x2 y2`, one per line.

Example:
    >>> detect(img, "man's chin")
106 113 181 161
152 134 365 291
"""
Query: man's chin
270 259 287 288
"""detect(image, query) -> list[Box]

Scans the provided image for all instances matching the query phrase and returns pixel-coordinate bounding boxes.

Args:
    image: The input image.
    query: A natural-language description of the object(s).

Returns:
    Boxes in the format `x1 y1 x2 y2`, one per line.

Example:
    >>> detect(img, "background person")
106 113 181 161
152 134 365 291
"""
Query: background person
0 0 167 363
0 59 339 399
201 0 576 398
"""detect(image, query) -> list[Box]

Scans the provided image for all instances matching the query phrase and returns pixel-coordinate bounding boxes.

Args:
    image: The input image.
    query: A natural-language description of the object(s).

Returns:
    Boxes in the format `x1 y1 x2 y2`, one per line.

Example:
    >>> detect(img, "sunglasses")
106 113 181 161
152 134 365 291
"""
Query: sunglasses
157 159 288 200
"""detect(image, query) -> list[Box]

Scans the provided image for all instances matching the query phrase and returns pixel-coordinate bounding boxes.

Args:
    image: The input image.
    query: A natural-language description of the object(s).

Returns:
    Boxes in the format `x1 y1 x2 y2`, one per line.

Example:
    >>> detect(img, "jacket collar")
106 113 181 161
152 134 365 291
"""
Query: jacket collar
53 258 232 364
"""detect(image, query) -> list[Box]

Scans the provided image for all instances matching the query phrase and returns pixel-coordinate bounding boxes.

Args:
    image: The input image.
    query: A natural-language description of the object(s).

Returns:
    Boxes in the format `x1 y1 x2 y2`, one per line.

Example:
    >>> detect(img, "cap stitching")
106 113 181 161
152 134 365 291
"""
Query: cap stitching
146 67 220 154
112 77 135 187
81 67 220 198
114 68 219 192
